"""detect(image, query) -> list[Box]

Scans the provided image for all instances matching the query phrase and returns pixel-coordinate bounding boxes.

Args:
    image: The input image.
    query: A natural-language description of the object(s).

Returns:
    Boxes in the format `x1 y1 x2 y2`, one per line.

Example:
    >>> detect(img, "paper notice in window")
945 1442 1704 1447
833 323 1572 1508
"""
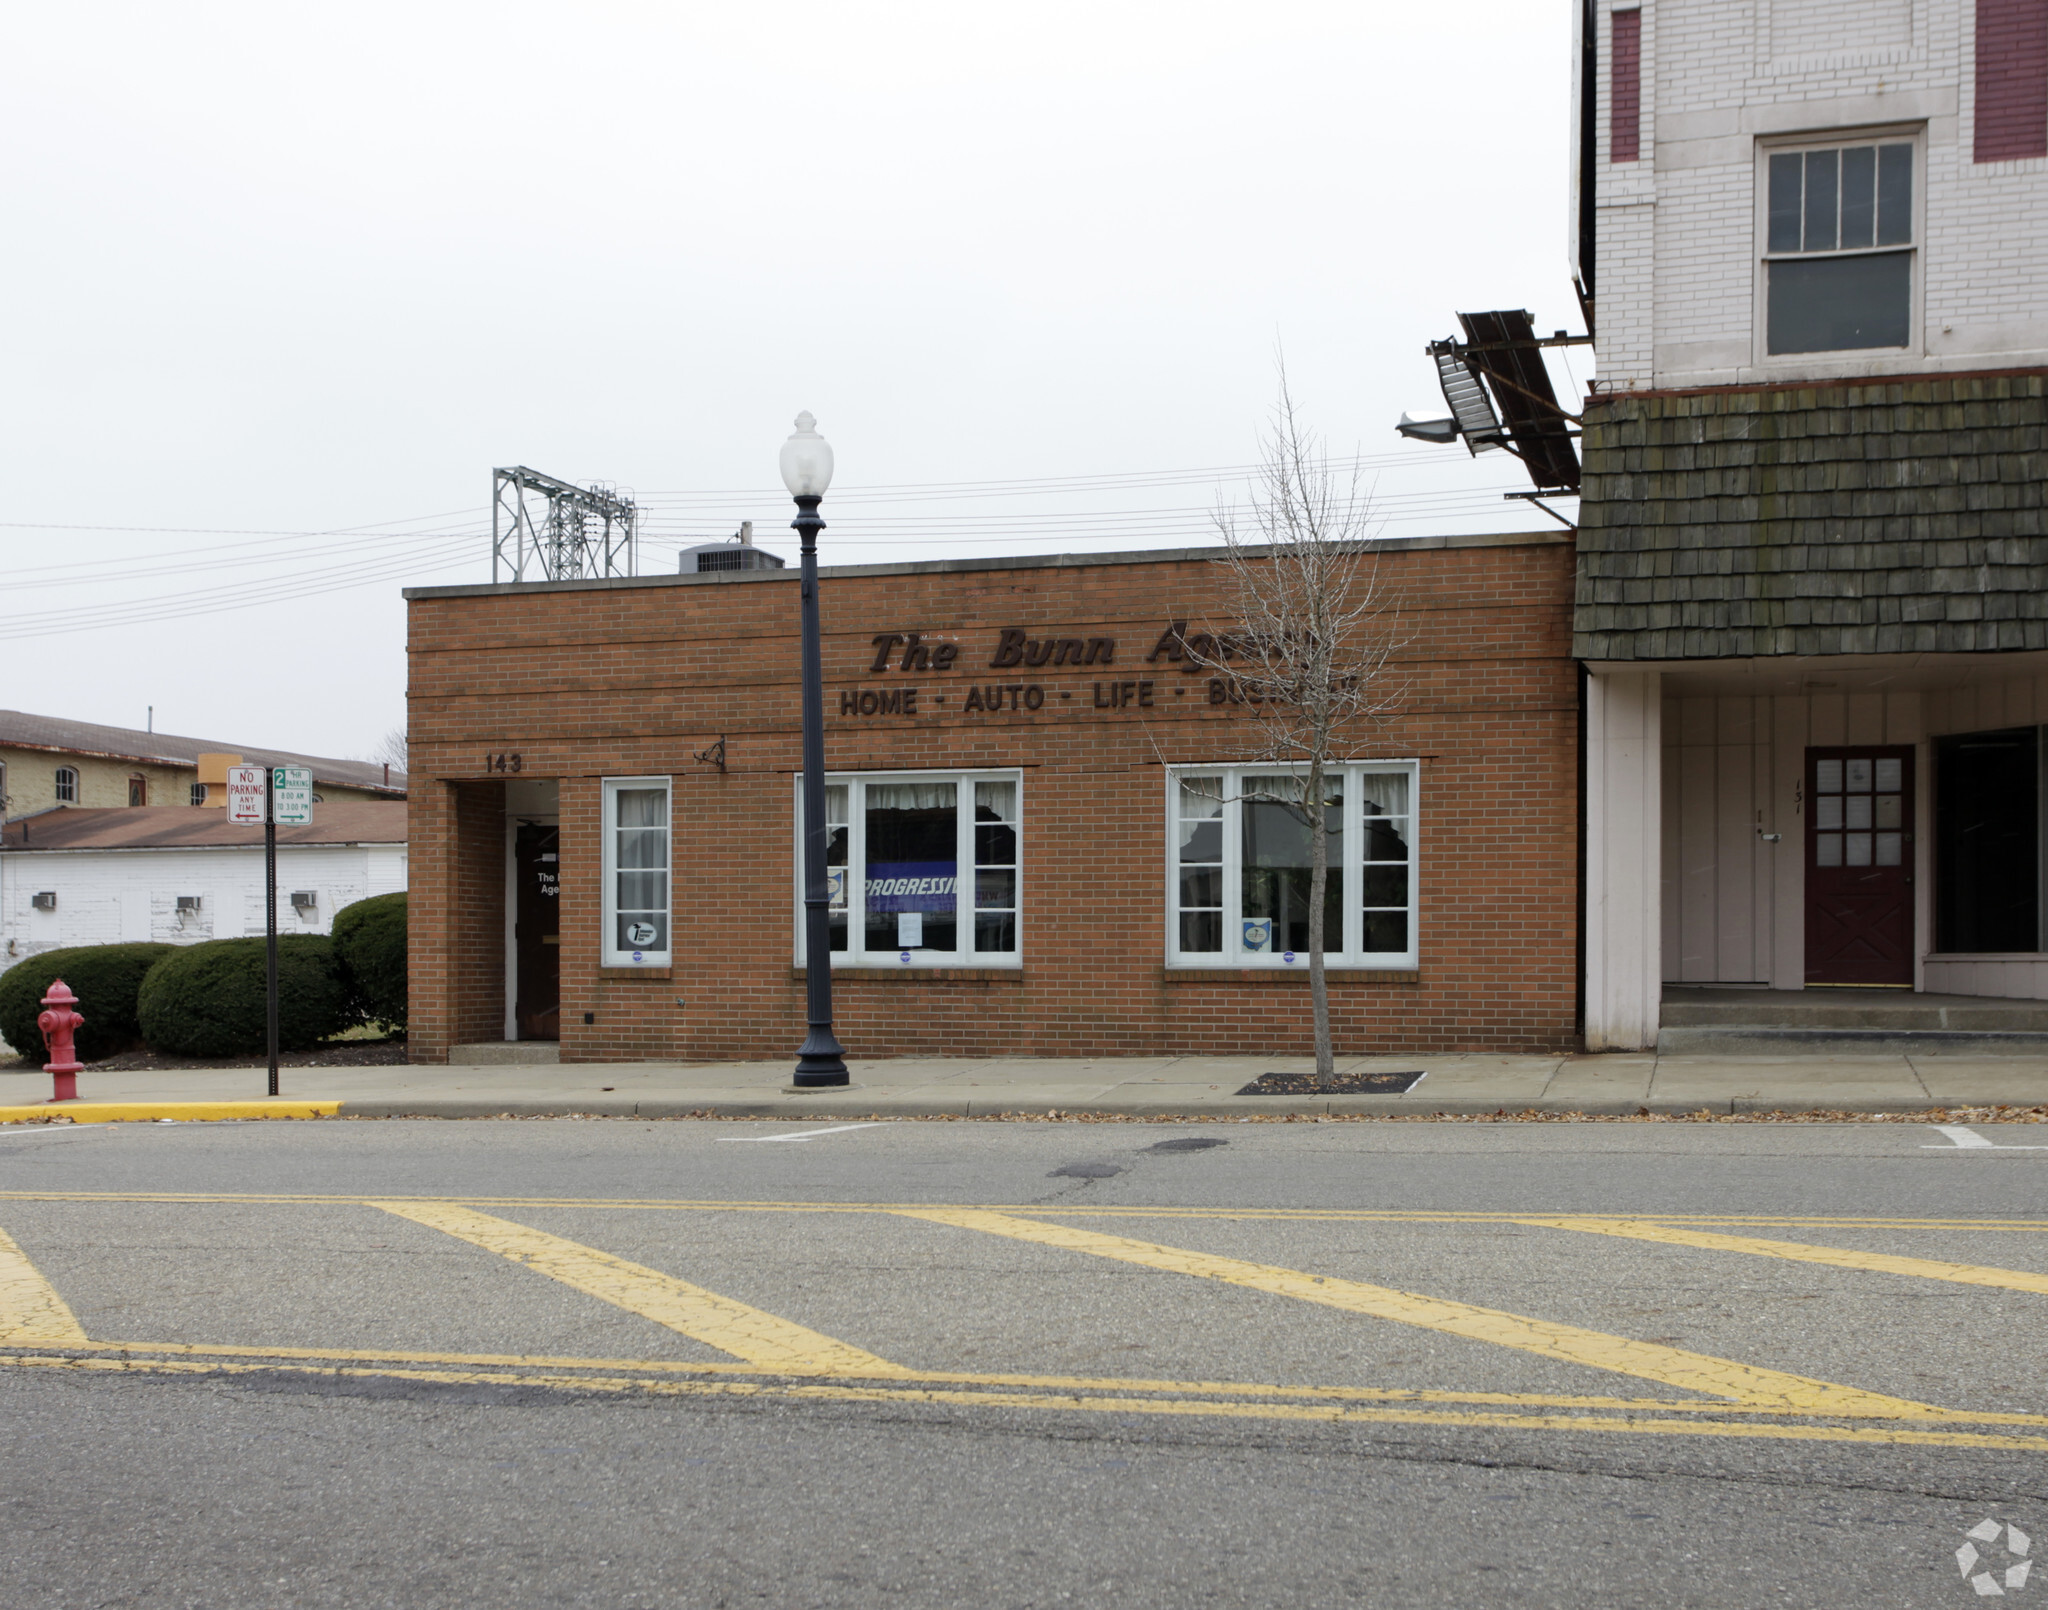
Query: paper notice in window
898 911 923 948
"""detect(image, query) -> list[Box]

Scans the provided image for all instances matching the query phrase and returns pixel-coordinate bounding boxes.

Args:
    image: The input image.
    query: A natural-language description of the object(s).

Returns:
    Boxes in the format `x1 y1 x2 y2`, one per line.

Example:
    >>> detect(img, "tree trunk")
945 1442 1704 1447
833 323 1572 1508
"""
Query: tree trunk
1305 757 1333 1078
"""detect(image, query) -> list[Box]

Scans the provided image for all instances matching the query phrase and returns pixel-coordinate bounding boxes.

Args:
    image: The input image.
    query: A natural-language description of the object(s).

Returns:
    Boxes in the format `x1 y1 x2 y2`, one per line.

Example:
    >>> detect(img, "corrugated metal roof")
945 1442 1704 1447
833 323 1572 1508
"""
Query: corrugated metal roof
0 802 407 852
0 710 405 794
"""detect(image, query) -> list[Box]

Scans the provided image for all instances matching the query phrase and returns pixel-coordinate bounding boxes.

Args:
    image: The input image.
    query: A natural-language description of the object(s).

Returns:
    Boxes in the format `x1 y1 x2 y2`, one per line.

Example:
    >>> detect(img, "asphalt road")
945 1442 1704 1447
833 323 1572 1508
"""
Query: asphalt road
2 1114 2046 1609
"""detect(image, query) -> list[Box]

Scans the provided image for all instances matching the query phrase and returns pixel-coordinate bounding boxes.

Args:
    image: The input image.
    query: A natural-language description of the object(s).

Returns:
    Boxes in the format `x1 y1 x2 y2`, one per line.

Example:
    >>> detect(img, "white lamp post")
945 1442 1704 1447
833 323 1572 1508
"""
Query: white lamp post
782 412 850 1086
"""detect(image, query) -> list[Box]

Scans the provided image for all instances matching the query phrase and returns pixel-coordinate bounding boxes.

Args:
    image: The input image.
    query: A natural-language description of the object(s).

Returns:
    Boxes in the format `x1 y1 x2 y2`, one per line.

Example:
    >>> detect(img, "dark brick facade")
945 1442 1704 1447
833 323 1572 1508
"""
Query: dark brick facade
1575 371 2048 660
406 533 1580 1063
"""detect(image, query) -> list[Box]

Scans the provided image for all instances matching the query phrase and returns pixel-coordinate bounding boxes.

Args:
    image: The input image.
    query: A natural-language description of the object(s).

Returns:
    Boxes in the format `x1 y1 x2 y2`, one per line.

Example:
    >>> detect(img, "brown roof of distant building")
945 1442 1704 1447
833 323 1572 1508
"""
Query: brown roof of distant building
0 710 405 797
0 803 407 852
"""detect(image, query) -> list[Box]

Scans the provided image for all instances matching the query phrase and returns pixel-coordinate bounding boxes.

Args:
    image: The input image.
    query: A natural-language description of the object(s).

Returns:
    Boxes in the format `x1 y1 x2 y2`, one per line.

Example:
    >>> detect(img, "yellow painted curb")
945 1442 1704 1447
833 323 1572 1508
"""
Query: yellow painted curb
0 1101 341 1125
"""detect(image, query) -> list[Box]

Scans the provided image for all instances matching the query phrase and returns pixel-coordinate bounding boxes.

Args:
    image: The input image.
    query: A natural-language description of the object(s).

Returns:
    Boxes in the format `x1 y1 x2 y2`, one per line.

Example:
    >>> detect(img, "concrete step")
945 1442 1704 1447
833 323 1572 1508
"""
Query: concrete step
1658 1025 2048 1057
1662 987 2048 1034
448 1042 560 1065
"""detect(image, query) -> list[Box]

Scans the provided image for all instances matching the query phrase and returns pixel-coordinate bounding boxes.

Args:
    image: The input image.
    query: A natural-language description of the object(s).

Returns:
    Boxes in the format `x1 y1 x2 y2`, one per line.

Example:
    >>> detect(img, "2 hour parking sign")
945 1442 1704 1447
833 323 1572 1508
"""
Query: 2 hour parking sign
271 766 314 824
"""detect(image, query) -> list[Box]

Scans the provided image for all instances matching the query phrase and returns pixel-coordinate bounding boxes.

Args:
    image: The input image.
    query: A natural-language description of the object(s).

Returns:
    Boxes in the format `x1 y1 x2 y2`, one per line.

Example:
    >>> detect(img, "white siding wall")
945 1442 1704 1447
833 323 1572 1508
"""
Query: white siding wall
0 844 407 975
1596 0 2048 389
1586 671 1665 1048
1658 672 2048 997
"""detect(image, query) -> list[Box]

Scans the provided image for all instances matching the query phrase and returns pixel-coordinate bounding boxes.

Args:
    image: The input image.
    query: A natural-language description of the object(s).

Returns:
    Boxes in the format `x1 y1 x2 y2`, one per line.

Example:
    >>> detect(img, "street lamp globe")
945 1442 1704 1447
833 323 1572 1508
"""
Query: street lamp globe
779 412 834 499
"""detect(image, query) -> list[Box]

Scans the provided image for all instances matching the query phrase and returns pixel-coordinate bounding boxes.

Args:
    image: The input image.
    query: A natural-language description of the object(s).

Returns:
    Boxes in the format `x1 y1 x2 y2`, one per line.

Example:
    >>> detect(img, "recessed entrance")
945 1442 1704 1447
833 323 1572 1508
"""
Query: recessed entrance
1804 746 1914 986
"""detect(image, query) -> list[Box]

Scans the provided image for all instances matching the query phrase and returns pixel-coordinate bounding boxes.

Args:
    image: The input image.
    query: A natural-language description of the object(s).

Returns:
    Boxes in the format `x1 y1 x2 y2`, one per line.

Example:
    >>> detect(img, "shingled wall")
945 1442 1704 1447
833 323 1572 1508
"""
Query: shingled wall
1573 372 2048 661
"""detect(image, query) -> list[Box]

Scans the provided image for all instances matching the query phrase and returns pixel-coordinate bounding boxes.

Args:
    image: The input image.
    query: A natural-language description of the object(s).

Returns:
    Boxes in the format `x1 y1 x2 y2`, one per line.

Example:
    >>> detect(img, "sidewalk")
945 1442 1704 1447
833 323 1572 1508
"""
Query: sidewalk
4 1048 2046 1120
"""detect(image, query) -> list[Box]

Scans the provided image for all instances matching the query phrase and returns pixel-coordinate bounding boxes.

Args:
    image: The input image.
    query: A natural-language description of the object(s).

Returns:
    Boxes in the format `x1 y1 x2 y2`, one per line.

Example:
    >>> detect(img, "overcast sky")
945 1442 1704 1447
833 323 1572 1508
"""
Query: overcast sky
2 0 1580 765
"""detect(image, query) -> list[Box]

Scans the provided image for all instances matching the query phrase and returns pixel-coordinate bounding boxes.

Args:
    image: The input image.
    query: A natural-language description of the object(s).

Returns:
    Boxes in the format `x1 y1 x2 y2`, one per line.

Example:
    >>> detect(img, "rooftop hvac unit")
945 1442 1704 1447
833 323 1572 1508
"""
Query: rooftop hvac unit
679 520 785 574
290 890 317 912
31 891 55 911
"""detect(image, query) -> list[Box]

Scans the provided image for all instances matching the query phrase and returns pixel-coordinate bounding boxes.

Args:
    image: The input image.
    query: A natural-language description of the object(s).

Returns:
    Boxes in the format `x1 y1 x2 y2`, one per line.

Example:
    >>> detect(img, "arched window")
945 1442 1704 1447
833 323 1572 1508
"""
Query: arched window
128 774 148 807
189 781 207 806
54 767 78 803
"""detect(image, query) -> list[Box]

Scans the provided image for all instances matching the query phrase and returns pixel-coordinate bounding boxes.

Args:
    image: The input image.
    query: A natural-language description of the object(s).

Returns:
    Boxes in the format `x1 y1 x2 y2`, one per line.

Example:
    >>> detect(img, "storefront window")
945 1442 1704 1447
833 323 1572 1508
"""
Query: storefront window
865 781 959 953
1177 777 1224 953
602 777 671 965
1242 776 1343 955
974 780 1018 952
797 771 1022 967
825 783 849 952
1168 764 1417 968
1936 727 2039 953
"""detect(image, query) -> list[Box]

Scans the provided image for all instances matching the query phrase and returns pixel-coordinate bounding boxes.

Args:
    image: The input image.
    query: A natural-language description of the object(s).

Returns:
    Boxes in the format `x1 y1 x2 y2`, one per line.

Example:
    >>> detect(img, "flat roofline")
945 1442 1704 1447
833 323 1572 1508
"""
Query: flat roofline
403 530 1572 602
1 841 406 855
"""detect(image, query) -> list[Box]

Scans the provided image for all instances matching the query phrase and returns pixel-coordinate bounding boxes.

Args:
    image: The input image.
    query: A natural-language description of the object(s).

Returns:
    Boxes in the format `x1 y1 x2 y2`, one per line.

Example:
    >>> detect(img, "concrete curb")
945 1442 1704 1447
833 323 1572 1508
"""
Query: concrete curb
0 1101 344 1125
6 1094 2043 1124
314 1096 2020 1120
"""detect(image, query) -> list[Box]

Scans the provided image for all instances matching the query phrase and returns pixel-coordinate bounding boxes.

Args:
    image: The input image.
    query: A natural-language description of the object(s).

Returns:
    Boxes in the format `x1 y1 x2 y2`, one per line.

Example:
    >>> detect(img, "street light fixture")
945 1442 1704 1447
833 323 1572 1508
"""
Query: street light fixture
782 411 850 1087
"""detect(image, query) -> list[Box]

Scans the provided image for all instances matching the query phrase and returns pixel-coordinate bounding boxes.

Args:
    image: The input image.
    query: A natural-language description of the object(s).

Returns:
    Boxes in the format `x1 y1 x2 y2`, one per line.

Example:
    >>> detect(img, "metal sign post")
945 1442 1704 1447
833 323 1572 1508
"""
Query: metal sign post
227 765 312 1097
264 769 279 1097
260 767 314 1097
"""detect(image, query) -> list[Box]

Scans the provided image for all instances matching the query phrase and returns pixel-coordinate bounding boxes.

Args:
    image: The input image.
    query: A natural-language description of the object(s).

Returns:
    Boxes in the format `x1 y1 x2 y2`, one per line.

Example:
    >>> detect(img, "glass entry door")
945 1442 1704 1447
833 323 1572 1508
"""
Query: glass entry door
514 822 561 1039
1805 747 1914 986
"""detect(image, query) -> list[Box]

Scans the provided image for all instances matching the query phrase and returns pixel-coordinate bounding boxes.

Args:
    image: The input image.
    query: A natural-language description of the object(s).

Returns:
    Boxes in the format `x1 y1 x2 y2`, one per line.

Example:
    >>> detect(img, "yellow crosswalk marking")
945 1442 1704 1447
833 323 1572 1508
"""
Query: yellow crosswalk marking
0 1226 89 1347
897 1208 1943 1418
1520 1217 2048 1295
373 1202 903 1377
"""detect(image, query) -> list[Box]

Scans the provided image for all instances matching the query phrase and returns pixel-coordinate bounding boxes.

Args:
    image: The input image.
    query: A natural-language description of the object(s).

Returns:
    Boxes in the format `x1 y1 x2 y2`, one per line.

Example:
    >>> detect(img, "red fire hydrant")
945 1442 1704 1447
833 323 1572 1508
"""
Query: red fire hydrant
38 979 84 1103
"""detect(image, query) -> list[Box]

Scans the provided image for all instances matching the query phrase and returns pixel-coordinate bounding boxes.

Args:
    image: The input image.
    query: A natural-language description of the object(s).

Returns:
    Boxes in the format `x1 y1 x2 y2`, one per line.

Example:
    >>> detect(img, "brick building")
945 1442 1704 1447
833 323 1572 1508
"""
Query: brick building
404 531 1578 1063
1569 0 2048 1047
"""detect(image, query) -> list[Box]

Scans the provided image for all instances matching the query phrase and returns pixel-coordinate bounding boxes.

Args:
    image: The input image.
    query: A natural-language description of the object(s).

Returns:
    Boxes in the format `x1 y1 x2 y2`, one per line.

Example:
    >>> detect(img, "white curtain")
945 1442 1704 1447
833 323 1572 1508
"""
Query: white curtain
1357 773 1409 819
867 782 957 812
975 780 1017 821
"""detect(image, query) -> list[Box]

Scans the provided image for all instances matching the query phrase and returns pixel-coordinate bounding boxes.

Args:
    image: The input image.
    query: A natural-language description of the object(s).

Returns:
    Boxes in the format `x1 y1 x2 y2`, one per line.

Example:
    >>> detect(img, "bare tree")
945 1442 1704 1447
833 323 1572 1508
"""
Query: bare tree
1175 379 1404 1078
373 727 408 773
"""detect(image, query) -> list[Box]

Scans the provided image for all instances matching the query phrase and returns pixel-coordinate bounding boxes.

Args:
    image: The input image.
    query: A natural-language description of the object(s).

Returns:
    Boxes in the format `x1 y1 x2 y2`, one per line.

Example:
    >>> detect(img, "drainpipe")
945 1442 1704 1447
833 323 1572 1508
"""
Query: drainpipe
1575 661 1588 1042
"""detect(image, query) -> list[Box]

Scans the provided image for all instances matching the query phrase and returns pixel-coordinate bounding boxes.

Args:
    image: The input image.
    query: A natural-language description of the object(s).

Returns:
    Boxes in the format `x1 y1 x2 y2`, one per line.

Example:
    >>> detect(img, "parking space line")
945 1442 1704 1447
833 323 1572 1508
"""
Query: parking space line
1520 1217 2048 1294
372 1201 905 1376
0 1226 89 1347
7 1350 2048 1452
1923 1125 2048 1150
896 1208 1943 1417
719 1124 885 1144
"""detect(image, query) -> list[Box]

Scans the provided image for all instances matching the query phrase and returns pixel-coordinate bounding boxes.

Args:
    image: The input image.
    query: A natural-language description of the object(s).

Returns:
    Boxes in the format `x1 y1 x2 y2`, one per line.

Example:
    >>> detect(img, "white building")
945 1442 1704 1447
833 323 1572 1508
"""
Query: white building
1585 0 2048 391
1569 0 2048 1047
1 803 408 971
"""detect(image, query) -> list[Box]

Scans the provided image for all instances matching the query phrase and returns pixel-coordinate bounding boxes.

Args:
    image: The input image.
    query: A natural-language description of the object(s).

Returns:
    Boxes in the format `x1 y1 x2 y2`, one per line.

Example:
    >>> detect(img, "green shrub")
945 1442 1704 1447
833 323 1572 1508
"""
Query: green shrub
0 943 176 1063
137 936 349 1058
331 891 407 1031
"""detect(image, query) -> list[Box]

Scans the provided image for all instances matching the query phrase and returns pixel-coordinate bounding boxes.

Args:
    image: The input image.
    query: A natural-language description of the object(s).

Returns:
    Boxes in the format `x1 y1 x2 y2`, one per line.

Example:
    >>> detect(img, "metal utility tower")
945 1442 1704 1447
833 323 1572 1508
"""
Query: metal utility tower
491 466 639 582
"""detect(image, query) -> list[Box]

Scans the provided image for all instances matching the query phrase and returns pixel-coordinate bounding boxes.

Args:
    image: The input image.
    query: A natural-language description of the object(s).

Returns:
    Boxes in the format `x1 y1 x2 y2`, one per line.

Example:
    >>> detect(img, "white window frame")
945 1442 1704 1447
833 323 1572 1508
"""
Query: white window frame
794 768 1023 969
601 775 672 967
1164 761 1420 970
54 766 78 803
1753 127 1923 366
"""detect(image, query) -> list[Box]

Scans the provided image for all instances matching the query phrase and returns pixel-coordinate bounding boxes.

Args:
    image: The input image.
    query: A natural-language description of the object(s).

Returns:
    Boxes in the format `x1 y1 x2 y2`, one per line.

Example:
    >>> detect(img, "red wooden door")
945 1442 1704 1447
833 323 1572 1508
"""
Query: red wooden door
1805 746 1915 986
